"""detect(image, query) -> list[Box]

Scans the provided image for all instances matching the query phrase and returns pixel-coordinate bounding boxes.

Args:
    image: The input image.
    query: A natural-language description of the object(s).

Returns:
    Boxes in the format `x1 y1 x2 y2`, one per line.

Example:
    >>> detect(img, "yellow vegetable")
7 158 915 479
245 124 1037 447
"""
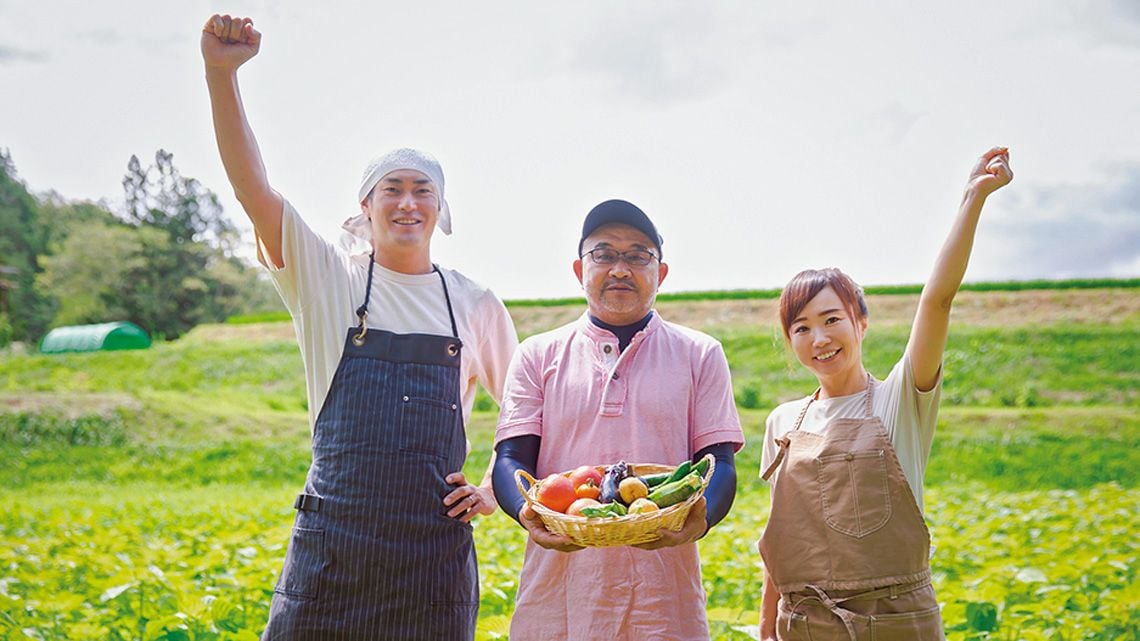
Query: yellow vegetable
619 477 649 504
628 498 659 514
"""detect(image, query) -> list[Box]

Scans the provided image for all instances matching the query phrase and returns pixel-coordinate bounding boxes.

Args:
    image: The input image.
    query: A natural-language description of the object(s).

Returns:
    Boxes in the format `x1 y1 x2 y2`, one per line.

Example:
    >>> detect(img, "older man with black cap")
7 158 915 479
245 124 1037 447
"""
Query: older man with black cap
201 14 517 641
492 199 745 640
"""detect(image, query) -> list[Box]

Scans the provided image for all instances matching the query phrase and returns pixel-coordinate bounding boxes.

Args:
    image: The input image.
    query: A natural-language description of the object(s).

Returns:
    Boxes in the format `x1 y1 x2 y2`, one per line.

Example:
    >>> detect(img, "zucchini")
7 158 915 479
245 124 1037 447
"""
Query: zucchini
663 460 692 485
642 472 672 488
694 455 711 478
647 472 702 508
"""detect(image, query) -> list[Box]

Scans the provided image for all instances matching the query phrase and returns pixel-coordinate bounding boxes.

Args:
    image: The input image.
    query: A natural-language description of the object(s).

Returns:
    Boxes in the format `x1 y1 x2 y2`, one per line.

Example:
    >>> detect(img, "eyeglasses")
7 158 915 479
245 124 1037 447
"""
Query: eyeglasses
581 247 659 267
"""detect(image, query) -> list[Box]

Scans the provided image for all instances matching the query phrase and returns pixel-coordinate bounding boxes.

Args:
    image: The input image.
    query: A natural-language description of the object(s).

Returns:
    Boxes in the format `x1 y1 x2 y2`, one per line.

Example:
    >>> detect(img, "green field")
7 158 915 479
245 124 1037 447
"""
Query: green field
2 288 1138 640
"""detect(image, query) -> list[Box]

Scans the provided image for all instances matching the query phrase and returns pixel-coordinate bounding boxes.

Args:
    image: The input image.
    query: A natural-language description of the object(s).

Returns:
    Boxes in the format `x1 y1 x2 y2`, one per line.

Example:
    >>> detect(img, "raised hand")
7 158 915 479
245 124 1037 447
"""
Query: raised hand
966 146 1014 198
201 14 261 72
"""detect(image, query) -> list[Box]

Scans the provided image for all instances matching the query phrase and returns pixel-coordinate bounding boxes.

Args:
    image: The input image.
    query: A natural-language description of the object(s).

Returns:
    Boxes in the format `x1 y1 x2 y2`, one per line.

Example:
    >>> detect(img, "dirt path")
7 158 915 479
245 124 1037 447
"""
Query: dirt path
509 288 1139 336
186 288 1139 343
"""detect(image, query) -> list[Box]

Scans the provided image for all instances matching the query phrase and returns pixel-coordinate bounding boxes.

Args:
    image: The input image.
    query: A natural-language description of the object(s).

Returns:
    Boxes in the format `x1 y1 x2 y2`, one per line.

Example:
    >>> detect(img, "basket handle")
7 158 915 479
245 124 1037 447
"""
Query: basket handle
514 469 539 509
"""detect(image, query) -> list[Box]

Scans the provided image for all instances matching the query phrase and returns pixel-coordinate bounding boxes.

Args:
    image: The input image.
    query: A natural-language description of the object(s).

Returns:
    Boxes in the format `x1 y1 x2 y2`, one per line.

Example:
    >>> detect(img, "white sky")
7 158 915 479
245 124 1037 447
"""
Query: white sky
2 1 1139 299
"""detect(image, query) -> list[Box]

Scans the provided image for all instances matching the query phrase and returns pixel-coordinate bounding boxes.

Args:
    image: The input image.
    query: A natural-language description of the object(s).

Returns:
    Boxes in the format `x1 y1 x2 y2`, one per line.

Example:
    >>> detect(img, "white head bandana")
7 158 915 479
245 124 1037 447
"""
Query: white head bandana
339 148 452 255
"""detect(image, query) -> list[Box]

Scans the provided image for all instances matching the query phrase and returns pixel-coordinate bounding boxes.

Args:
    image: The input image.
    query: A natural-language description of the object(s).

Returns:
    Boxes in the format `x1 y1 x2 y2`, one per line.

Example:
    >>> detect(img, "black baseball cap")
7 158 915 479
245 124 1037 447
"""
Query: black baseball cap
578 199 664 259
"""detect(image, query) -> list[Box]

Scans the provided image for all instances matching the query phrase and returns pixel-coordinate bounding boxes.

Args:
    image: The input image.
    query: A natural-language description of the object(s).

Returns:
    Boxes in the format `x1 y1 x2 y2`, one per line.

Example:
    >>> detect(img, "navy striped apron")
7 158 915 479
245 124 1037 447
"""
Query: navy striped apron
262 257 478 640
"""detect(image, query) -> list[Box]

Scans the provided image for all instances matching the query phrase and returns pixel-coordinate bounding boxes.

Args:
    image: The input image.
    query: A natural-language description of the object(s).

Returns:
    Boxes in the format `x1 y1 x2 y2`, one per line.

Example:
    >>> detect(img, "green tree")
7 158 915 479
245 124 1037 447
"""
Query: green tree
122 149 237 251
0 149 54 343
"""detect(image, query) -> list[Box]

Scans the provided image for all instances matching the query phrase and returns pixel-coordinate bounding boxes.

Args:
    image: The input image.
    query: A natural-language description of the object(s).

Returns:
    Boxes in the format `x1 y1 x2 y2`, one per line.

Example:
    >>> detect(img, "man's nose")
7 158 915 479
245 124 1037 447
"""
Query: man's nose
398 192 417 210
608 260 632 278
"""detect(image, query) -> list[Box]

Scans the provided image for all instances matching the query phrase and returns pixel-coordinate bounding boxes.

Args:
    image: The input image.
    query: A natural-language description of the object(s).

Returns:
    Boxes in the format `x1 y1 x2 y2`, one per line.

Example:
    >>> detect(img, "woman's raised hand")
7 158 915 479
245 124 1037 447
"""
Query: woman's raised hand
201 14 262 71
967 146 1014 198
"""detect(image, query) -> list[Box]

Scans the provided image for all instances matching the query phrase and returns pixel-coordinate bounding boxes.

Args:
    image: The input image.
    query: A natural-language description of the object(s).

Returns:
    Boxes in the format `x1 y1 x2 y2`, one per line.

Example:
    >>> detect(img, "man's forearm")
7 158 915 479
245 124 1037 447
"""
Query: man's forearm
492 435 540 525
694 442 737 531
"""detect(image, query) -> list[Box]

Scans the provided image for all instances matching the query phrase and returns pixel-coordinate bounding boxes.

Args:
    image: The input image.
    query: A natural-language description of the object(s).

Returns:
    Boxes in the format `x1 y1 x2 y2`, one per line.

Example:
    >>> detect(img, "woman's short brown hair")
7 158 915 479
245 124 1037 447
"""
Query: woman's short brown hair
778 268 869 339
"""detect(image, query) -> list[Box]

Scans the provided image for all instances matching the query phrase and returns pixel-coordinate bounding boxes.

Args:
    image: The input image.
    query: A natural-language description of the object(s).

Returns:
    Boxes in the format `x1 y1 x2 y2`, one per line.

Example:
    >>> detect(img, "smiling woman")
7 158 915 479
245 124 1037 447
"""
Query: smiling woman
757 148 1014 641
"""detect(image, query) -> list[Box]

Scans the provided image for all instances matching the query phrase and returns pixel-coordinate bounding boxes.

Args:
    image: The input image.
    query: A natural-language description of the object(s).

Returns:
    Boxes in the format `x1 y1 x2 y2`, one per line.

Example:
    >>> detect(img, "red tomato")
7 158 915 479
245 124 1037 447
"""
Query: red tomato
567 465 603 490
535 474 577 513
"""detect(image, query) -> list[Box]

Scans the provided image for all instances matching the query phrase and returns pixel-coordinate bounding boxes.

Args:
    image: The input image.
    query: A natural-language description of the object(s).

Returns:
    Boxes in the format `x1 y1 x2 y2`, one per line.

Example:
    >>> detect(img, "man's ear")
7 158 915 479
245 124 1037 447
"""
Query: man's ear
573 259 584 287
657 261 669 287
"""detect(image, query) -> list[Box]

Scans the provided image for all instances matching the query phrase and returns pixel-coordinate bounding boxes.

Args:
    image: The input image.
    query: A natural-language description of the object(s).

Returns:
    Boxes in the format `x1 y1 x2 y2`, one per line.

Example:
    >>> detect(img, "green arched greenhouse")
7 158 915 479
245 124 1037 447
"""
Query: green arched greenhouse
39 322 152 354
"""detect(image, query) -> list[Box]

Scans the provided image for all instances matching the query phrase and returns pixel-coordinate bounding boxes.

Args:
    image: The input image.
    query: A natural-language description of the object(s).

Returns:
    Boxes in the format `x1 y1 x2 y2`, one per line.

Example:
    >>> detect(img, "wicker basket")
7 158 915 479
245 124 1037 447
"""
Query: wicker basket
513 454 715 548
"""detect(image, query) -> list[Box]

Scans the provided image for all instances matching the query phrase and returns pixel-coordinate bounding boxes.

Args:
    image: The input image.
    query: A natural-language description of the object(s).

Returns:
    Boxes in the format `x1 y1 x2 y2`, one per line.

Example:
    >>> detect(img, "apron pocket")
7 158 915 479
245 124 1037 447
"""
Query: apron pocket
274 526 325 601
815 449 893 538
777 607 812 641
870 602 943 634
869 604 943 639
398 395 458 459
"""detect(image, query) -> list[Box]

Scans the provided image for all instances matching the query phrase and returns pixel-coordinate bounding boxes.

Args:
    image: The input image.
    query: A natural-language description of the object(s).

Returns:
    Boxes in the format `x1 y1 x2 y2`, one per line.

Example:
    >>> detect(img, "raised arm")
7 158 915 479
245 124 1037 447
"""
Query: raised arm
907 147 1013 390
201 14 285 268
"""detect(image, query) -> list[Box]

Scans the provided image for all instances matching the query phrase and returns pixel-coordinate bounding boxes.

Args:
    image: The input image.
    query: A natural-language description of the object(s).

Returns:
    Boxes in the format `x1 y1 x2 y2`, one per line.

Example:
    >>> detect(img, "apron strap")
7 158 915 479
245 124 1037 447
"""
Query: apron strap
863 372 876 417
787 578 932 640
790 585 859 641
433 264 461 340
353 251 378 345
760 436 790 481
351 256 462 347
765 392 816 481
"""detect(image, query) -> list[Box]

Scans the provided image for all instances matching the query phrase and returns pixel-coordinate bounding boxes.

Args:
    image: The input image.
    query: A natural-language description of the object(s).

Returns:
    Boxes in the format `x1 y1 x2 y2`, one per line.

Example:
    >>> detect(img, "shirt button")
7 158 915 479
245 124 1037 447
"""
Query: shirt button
402 395 410 402
612 372 620 380
603 345 613 354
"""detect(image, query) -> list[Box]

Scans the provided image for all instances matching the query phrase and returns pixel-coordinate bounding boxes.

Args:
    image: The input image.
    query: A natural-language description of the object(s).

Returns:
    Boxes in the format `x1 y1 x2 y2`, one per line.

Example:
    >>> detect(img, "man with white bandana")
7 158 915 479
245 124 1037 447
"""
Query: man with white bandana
201 14 517 640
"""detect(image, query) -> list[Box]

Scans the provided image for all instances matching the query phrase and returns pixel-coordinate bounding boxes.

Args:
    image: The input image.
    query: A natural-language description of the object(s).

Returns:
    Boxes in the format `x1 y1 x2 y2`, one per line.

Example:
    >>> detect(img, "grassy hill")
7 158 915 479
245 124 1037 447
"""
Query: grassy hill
2 286 1138 640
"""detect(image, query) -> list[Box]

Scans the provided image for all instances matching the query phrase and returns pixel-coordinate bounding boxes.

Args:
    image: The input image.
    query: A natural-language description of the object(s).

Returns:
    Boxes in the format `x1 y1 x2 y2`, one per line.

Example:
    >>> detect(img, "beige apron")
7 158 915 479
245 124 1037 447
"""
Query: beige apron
759 376 945 640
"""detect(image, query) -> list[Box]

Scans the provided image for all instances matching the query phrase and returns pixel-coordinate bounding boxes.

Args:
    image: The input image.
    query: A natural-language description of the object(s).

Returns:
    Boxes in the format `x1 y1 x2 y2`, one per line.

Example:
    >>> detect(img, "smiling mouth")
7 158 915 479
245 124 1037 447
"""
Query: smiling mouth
393 218 421 226
814 348 840 362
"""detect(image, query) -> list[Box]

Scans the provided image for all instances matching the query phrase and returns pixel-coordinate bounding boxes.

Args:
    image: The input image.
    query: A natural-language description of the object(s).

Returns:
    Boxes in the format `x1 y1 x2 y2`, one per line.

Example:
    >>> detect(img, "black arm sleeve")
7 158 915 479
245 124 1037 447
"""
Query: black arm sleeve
492 435 541 526
694 442 737 532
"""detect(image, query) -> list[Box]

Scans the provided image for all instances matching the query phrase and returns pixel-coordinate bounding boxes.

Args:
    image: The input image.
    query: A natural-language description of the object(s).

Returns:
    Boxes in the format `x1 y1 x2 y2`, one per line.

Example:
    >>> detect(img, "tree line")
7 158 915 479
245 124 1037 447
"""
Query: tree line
0 148 280 348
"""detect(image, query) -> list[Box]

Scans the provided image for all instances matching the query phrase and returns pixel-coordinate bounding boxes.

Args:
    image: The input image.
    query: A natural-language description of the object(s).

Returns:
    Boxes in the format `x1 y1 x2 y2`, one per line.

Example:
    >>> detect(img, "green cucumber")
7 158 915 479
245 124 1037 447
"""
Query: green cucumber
693 456 711 478
663 460 692 485
647 473 702 508
642 472 673 488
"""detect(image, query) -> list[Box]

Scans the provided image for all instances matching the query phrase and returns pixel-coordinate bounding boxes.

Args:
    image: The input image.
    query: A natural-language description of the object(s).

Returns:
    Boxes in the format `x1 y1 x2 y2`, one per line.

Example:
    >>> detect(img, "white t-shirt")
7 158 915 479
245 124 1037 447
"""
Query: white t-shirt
261 200 518 430
761 354 941 512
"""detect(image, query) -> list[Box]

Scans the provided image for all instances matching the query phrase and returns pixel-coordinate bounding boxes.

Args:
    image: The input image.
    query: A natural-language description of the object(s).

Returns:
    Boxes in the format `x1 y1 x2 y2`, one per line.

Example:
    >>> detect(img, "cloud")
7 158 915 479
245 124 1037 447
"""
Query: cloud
1107 0 1140 24
1059 1 1140 48
0 45 46 64
565 6 731 106
984 164 1140 278
869 101 926 145
76 29 121 46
